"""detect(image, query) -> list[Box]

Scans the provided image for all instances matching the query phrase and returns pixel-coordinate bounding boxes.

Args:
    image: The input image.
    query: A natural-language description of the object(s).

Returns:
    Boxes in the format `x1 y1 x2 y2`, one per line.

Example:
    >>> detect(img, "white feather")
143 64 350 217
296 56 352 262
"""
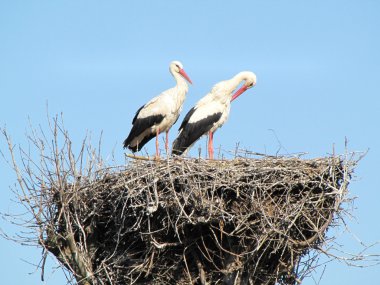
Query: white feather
126 61 191 149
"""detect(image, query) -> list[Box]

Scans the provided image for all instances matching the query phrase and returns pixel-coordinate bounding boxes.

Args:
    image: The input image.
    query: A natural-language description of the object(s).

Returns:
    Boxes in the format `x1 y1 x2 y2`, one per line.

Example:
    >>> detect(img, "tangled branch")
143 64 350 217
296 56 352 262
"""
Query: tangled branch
1 117 374 285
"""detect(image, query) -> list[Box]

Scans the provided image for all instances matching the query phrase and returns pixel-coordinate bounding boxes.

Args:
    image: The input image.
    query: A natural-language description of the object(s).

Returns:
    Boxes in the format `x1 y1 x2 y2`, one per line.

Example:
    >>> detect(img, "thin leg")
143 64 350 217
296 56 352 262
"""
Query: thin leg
208 131 214 160
165 130 169 154
156 128 160 157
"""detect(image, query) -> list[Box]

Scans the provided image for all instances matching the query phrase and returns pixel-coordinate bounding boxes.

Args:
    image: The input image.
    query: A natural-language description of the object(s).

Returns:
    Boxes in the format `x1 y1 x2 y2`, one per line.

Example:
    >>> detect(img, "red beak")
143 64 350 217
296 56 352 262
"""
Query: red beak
179 68 193 84
231 85 248 102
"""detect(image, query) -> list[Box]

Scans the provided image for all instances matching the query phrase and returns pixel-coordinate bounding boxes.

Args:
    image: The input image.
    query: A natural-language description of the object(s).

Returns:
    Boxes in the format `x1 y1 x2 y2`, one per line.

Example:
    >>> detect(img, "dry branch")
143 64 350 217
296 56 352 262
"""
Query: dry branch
0 119 370 285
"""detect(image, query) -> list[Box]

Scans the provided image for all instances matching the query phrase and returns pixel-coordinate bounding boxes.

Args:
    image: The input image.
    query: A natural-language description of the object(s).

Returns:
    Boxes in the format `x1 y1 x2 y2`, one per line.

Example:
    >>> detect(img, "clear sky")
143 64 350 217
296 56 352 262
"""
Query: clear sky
0 1 379 284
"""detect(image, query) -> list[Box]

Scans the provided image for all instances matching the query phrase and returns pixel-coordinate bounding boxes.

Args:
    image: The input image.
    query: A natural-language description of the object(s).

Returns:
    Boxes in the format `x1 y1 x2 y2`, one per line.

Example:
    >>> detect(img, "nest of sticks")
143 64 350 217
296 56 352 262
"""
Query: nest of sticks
40 154 354 285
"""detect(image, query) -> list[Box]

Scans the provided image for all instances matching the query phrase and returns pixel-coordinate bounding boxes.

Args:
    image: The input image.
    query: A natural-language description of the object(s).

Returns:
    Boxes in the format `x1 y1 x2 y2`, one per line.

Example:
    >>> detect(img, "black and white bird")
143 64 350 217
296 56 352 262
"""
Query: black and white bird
172 71 256 159
123 61 192 156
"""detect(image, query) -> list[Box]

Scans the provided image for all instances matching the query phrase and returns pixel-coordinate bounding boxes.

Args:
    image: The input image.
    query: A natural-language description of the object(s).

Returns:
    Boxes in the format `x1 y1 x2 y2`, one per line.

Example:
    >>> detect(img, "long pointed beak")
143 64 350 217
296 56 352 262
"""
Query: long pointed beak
231 85 248 102
179 68 193 84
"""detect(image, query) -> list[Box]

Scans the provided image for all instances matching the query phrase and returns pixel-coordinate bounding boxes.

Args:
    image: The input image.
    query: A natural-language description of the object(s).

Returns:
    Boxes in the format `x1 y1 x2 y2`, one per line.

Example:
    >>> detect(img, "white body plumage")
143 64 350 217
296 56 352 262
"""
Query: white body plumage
128 83 188 148
123 61 192 153
172 71 256 157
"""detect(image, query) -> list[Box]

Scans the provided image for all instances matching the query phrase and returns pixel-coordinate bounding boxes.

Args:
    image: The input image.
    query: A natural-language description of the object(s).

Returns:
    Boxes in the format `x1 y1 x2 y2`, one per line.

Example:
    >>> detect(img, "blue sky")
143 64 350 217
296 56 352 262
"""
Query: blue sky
1 1 379 284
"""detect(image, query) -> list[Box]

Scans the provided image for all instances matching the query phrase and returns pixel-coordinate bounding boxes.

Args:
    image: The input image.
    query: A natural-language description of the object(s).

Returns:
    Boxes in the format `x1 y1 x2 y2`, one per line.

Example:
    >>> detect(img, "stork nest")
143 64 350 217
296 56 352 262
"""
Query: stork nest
41 155 354 285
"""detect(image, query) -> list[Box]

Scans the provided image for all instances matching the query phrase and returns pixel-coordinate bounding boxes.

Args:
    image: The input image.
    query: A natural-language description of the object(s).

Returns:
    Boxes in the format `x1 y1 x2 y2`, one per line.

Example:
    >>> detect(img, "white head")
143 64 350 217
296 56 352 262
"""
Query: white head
170 60 184 72
169 60 192 84
241 71 257 89
231 71 257 101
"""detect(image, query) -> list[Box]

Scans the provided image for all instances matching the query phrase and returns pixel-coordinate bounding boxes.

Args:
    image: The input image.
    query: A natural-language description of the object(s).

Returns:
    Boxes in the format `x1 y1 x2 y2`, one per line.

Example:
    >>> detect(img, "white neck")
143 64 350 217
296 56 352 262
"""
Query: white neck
172 71 189 92
225 72 248 94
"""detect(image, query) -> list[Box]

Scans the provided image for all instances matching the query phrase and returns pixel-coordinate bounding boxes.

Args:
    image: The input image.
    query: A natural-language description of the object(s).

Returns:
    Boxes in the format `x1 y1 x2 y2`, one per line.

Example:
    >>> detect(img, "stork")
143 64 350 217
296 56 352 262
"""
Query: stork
123 61 192 157
172 71 256 159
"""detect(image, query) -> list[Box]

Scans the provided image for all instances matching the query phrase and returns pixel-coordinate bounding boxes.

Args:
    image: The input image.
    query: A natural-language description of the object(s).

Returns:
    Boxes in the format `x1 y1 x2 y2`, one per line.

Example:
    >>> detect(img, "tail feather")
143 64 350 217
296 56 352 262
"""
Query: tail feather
123 132 135 150
123 114 164 152
123 131 156 153
123 124 139 150
172 113 223 156
128 133 156 152
172 134 188 156
172 125 200 156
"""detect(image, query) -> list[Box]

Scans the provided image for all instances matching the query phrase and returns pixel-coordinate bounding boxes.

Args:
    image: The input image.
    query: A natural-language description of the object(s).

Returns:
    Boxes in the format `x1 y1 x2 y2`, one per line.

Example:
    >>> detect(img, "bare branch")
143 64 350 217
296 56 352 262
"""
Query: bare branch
1 118 376 285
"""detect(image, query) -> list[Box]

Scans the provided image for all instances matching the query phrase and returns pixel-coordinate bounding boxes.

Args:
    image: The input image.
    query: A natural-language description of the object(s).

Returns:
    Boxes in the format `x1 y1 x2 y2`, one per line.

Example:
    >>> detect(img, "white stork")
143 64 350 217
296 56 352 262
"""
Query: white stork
172 71 256 159
123 61 192 156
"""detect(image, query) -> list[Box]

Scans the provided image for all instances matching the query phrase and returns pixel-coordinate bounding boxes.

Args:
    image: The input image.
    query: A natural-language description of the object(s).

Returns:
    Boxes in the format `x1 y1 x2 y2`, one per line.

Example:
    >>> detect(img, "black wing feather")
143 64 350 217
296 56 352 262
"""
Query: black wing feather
178 107 196 131
123 114 165 151
127 132 156 152
172 112 222 155
132 105 145 124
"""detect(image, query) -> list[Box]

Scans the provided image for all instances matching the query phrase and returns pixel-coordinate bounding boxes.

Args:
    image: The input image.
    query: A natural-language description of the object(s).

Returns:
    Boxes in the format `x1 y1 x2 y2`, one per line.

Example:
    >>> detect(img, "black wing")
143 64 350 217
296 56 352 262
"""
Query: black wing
132 105 145 124
172 112 222 155
123 114 165 150
178 106 196 131
126 132 156 152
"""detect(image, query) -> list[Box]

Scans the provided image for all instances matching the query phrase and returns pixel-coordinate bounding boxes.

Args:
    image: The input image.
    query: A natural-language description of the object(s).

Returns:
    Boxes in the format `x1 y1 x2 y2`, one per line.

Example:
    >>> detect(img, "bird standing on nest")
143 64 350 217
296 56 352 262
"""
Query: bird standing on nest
172 71 256 159
123 61 192 157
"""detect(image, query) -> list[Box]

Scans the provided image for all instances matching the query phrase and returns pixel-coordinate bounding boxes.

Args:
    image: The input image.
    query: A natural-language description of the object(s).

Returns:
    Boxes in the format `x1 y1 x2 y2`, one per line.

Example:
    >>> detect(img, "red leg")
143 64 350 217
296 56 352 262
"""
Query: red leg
165 130 169 154
156 128 160 157
208 131 214 160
